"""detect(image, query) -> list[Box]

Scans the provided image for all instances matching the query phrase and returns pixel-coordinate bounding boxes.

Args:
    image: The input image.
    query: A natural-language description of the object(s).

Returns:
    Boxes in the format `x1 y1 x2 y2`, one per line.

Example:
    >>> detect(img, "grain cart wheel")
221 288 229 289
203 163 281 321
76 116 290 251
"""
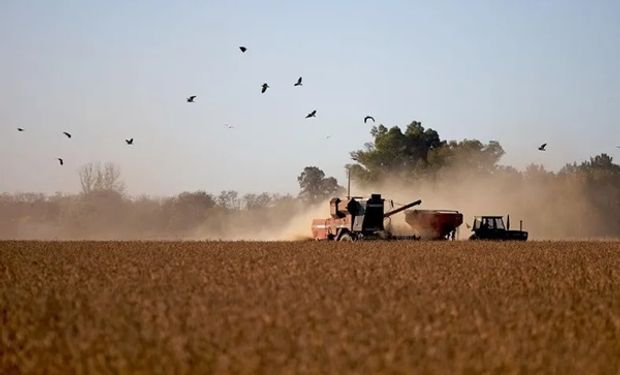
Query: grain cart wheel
338 232 355 242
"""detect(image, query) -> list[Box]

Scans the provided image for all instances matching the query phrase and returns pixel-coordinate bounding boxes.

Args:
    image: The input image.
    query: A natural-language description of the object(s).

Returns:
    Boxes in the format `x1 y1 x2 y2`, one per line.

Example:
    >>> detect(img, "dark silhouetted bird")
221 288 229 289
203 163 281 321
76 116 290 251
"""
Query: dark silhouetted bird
187 95 197 103
125 138 133 145
261 83 269 93
63 131 71 138
306 110 317 118
364 116 375 123
326 135 331 139
57 158 64 166
17 127 24 132
538 143 547 151
294 77 303 86
239 46 247 53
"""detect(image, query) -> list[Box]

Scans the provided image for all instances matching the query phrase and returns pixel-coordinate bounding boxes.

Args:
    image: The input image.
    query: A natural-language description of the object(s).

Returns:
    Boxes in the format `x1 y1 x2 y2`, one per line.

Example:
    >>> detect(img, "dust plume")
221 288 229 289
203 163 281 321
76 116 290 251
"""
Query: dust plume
352 163 614 240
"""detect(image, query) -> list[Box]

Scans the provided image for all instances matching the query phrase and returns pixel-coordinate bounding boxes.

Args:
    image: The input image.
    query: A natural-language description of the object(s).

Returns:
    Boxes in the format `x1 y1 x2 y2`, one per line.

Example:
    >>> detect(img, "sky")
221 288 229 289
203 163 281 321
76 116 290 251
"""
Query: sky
1 0 619 196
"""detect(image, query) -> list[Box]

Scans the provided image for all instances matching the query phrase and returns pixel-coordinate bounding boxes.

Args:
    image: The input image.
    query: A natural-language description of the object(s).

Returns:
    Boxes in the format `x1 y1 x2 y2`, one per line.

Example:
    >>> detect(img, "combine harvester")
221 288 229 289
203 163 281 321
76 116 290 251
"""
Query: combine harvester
311 193 463 241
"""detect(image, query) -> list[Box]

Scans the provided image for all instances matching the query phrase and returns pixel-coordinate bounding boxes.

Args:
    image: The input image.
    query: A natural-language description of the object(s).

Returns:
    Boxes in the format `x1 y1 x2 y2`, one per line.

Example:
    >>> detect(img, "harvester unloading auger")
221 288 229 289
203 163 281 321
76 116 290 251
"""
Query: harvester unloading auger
311 194 463 241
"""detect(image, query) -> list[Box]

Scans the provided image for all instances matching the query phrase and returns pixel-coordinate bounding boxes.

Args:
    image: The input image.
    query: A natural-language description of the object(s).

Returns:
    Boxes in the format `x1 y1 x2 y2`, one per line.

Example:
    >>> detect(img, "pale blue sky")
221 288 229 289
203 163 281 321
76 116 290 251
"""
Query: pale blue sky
1 1 619 196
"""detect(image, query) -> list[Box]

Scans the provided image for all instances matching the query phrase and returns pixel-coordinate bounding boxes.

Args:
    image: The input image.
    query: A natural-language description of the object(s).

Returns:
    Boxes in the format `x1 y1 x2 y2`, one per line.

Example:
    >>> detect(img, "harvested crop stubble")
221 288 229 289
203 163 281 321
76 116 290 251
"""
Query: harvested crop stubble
1 241 620 373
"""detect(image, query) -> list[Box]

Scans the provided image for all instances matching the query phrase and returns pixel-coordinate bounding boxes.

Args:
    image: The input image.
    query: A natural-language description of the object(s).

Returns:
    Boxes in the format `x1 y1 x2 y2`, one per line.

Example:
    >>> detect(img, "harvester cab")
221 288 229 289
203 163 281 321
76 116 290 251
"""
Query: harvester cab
468 215 528 241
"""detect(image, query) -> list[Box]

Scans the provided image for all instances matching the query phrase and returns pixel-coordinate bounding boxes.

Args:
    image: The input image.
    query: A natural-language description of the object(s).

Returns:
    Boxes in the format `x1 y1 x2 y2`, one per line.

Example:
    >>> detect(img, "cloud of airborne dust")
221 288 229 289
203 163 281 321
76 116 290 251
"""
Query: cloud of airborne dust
1 163 616 241
352 163 608 240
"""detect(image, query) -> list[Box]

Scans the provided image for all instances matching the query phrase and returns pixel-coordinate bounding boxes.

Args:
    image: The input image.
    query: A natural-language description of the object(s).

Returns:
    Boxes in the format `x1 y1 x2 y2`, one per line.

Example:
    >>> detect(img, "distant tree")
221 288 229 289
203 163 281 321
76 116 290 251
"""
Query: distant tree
79 162 124 194
217 190 240 210
243 193 273 210
165 191 216 232
297 167 343 203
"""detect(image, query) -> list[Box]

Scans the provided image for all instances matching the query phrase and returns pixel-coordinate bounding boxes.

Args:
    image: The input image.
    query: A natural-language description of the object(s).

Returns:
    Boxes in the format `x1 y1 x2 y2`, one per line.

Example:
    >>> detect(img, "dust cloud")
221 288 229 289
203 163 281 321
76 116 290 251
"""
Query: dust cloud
352 165 612 240
1 163 617 240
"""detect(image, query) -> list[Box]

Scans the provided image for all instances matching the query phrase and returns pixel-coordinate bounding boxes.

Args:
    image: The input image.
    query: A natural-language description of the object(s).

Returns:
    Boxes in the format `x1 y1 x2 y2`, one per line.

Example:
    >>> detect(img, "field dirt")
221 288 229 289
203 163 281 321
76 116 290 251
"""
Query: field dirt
2 241 620 374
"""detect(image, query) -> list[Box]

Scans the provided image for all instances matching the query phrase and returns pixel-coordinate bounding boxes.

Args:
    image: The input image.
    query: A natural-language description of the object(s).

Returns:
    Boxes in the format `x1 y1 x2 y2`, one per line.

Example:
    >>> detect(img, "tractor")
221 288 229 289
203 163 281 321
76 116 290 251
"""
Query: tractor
467 215 528 241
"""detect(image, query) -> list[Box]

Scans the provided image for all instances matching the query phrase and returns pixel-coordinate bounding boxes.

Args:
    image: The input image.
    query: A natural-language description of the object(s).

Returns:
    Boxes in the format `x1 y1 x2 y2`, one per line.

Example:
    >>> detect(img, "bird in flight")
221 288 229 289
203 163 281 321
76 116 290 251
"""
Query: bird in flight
326 135 331 139
306 110 317 118
294 77 303 86
125 138 133 145
17 127 24 132
63 131 72 138
538 143 547 151
364 116 375 124
187 95 197 103
57 158 64 166
239 46 247 53
261 83 269 93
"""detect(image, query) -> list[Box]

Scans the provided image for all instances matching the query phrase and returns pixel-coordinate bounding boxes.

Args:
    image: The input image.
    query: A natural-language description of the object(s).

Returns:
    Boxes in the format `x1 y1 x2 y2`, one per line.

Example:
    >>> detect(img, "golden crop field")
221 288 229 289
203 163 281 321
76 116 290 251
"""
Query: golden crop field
2 241 620 374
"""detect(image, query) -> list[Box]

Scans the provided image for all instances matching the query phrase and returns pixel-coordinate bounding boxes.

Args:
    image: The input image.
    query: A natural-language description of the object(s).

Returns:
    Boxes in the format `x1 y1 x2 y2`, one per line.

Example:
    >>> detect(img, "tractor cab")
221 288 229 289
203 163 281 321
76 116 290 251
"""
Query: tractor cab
469 215 528 241
473 216 506 231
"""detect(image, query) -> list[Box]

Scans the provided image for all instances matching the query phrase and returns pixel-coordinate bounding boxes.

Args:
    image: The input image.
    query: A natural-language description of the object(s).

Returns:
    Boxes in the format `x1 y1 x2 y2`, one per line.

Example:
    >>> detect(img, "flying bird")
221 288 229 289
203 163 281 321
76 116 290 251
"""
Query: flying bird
17 127 24 132
294 77 303 86
261 83 269 93
186 95 197 103
538 143 547 151
125 138 133 145
306 110 317 118
239 46 247 53
364 116 375 124
63 131 72 138
57 158 64 166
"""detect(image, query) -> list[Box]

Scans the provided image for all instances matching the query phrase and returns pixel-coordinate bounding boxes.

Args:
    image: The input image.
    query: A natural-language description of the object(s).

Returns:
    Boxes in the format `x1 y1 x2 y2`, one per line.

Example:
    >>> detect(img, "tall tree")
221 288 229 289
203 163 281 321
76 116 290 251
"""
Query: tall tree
297 167 343 203
350 120 504 183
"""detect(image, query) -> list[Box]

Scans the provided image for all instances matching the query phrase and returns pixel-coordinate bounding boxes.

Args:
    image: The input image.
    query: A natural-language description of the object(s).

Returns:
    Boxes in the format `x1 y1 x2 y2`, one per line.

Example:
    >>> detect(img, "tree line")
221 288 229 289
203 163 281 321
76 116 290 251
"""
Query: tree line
1 120 618 239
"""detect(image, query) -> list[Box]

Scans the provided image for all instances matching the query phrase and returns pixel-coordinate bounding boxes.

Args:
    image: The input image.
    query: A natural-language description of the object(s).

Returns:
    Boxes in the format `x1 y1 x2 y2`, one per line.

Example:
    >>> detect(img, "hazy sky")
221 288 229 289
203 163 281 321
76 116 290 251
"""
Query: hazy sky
1 0 619 196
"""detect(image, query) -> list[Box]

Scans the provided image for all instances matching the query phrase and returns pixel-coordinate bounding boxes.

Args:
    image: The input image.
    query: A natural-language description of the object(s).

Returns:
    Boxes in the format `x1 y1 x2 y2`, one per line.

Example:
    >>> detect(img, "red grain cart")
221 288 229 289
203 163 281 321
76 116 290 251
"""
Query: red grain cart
404 210 463 240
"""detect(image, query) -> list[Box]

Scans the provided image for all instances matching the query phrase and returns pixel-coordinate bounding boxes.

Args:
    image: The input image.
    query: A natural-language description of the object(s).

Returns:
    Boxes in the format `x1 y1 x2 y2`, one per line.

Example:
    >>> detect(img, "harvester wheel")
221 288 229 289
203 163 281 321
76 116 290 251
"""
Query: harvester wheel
339 233 355 242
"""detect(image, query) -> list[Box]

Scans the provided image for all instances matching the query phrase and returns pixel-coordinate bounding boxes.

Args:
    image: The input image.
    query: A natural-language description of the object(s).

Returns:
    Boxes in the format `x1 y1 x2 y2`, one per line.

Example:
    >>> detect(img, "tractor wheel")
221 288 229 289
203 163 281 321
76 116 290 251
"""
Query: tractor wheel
339 232 355 242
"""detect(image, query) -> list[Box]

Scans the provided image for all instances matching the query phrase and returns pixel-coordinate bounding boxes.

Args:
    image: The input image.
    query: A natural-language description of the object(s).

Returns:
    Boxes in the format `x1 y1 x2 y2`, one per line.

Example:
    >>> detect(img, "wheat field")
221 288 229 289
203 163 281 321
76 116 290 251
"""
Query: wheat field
1 241 620 374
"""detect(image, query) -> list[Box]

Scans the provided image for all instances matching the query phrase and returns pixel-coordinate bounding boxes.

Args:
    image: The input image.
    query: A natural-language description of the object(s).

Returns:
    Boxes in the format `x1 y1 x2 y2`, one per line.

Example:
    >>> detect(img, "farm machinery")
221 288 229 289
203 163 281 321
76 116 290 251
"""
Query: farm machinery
310 194 464 241
467 215 528 241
